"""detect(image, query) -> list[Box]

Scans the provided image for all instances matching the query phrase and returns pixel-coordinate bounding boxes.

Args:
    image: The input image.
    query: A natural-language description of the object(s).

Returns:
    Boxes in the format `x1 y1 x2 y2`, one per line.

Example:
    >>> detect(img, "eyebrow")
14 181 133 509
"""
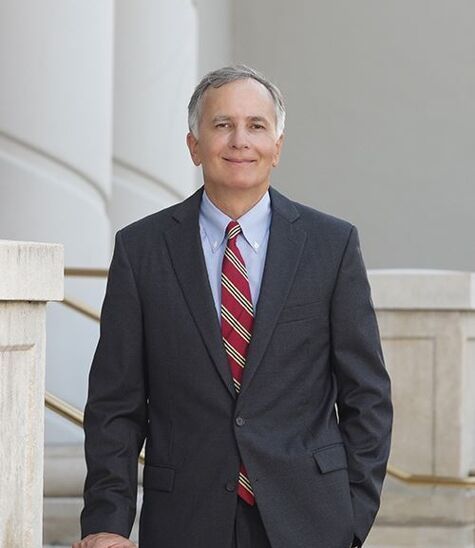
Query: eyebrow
211 115 271 124
249 116 269 124
212 115 231 123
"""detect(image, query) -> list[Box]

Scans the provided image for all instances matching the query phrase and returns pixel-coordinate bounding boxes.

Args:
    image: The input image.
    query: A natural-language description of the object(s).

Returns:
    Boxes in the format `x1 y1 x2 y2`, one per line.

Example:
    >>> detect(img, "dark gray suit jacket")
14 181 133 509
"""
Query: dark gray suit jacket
81 186 392 548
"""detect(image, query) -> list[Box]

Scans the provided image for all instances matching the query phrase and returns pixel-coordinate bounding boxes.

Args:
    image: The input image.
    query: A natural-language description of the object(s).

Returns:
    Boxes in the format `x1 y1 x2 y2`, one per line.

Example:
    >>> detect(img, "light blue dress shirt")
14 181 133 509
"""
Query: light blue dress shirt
199 188 272 321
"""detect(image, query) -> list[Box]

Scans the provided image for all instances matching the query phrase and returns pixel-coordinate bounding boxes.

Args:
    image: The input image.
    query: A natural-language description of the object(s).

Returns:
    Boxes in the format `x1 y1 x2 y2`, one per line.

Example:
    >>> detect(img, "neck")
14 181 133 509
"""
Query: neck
204 185 269 219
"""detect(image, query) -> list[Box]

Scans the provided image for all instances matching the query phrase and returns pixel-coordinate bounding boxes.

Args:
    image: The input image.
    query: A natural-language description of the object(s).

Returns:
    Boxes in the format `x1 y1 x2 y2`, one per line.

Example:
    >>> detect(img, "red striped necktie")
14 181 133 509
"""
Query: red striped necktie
221 220 256 505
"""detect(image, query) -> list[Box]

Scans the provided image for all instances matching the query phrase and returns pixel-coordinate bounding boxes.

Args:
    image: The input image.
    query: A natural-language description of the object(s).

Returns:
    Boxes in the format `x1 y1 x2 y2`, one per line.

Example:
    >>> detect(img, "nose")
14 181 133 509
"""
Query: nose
228 126 249 149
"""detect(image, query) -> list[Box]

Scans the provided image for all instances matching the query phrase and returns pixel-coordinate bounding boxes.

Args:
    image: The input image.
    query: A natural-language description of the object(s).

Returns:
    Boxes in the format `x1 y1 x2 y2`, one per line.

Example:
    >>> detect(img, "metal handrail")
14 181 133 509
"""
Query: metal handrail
62 267 106 321
64 267 108 278
386 464 475 488
52 267 475 488
45 392 145 466
62 296 101 321
45 391 84 429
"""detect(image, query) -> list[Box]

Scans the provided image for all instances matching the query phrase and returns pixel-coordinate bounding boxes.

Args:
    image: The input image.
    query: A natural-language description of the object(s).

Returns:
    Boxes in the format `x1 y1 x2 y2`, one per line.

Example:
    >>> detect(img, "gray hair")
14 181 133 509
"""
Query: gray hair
188 64 286 138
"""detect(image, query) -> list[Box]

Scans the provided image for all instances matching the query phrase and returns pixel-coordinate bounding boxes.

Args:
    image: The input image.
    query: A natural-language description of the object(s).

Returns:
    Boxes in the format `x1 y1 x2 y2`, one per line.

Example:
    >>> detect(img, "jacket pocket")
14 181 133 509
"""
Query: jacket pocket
143 464 176 492
312 443 348 474
277 300 323 324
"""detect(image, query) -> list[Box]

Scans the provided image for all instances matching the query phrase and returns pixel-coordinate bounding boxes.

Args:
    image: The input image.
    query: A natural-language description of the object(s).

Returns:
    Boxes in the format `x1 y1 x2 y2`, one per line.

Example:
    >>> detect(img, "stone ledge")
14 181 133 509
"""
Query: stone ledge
0 239 63 301
368 269 475 310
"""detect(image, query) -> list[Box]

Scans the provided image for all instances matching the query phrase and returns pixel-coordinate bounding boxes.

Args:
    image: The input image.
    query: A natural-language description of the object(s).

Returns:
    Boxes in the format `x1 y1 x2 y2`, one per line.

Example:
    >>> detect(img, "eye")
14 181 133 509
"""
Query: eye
251 123 265 130
215 122 230 128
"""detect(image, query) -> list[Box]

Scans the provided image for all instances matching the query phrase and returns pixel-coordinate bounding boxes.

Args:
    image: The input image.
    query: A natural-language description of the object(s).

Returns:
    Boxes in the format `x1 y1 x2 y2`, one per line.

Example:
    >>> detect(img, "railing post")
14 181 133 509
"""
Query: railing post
367 269 475 545
370 269 475 477
0 240 63 547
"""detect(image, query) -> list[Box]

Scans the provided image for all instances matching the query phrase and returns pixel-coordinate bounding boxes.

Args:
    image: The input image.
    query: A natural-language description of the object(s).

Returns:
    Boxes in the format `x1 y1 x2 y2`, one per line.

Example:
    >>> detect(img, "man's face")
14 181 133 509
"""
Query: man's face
187 78 284 196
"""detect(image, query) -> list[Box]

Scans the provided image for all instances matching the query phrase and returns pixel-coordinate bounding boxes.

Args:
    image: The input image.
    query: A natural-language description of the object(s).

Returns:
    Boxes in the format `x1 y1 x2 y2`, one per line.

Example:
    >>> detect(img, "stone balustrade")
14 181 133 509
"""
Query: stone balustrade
0 240 63 548
367 269 475 547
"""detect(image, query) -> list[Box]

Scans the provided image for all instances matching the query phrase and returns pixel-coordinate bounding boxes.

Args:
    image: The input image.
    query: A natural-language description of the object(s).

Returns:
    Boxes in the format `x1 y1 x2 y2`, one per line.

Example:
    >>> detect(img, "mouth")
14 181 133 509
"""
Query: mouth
223 158 256 164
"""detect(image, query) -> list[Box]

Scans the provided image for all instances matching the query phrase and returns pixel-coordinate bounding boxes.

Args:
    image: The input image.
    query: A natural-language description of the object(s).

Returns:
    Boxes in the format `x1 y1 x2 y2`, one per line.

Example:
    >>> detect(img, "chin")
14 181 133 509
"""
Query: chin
225 179 267 191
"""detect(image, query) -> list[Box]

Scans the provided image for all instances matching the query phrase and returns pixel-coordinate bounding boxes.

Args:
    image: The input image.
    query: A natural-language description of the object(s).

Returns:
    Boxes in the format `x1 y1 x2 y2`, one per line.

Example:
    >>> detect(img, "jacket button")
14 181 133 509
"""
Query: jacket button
225 481 236 492
235 416 245 426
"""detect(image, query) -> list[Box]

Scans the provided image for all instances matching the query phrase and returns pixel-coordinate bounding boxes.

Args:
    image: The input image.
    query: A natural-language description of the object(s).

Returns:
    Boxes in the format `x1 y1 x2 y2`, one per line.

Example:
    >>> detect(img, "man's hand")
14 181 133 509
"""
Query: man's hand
72 532 136 548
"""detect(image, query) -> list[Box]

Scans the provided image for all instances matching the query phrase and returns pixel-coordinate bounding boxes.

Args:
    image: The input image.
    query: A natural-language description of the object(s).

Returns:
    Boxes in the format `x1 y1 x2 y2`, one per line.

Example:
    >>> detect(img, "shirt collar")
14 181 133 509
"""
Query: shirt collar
200 188 272 254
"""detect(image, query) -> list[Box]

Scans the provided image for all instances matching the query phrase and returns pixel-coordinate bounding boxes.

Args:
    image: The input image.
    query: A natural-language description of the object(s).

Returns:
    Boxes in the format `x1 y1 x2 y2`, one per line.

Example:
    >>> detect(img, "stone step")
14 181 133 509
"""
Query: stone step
43 495 141 546
44 444 86 497
43 496 81 546
365 524 475 547
44 444 143 497
43 444 141 545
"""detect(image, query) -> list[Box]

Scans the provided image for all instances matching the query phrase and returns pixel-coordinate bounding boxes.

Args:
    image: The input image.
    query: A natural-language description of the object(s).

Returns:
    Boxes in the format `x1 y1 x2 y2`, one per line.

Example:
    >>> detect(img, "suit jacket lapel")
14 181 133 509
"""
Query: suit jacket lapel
237 187 307 403
164 185 307 403
165 187 237 399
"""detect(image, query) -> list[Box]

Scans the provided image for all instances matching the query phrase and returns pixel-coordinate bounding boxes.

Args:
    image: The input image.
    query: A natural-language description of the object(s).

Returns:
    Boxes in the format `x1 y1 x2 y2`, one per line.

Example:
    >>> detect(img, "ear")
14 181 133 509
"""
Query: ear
186 132 201 166
272 133 284 167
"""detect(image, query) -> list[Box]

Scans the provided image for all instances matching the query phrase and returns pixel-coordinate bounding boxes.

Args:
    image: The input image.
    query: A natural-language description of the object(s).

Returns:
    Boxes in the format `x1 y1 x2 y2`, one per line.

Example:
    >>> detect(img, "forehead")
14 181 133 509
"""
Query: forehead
200 78 275 119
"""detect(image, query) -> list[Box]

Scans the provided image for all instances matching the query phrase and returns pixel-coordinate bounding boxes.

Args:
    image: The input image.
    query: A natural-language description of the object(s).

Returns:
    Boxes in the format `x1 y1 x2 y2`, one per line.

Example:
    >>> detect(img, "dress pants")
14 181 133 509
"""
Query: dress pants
232 497 272 548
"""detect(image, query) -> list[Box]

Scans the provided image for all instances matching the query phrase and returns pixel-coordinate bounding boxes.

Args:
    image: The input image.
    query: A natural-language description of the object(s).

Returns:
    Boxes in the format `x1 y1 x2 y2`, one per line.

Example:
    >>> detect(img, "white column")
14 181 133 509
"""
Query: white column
0 240 63 548
0 0 114 443
112 0 198 233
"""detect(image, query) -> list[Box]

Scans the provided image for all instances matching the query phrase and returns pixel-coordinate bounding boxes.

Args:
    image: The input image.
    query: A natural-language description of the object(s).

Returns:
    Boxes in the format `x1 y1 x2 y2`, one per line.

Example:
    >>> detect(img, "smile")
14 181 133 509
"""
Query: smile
223 158 256 164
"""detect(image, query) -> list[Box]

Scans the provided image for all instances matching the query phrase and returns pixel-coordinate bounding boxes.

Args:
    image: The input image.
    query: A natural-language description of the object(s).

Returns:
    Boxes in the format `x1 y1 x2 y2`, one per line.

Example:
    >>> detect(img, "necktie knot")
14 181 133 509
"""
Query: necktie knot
226 220 241 241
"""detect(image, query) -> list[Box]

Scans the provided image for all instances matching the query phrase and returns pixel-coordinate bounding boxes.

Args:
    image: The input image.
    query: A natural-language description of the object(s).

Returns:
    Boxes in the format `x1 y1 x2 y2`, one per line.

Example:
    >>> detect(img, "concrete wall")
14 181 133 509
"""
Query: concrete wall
233 1 475 270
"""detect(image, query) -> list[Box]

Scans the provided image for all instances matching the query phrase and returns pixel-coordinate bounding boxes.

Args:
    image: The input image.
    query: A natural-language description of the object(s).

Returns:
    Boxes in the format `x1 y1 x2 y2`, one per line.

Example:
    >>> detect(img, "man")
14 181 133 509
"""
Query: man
76 65 392 548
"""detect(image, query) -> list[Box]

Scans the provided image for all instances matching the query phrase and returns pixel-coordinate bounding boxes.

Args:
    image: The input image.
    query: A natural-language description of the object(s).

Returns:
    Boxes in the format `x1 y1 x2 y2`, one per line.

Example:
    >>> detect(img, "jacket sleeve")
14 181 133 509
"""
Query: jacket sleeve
330 225 393 545
80 230 147 538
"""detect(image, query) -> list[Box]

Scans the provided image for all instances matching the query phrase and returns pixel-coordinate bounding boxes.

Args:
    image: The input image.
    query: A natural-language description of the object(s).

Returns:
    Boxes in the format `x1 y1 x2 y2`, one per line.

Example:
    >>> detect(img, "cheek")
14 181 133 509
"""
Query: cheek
262 144 280 164
256 136 281 158
205 140 227 160
197 146 218 165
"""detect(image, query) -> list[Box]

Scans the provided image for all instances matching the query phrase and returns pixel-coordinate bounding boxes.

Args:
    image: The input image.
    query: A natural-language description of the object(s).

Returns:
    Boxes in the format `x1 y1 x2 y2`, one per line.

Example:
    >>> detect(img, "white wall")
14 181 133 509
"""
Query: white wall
0 0 114 443
234 1 475 270
195 0 233 75
112 0 198 234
